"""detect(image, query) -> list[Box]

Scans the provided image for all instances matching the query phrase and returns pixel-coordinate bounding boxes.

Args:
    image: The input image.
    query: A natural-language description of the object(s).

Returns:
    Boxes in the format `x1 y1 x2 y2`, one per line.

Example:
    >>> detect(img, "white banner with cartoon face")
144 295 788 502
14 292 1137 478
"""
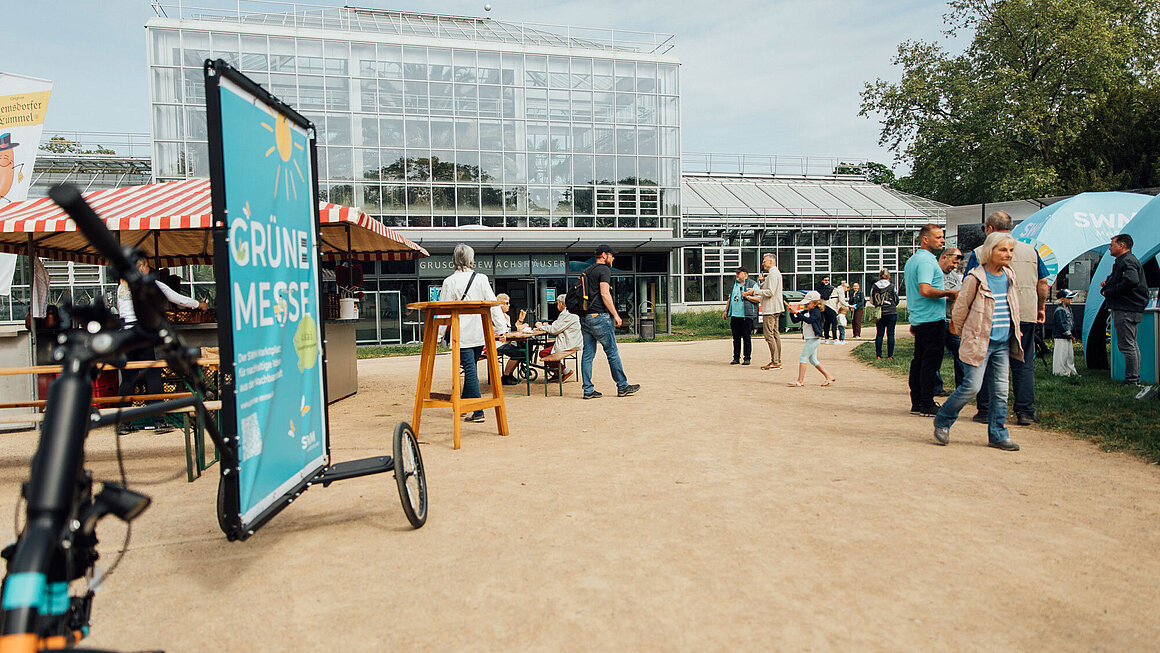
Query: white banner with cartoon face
0 72 52 206
0 72 52 296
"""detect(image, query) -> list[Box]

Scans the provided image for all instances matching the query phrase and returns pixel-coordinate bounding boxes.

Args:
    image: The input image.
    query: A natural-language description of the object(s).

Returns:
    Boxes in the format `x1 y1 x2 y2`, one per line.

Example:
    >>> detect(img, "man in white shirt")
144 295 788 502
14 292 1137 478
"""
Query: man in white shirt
534 293 582 382
755 253 784 369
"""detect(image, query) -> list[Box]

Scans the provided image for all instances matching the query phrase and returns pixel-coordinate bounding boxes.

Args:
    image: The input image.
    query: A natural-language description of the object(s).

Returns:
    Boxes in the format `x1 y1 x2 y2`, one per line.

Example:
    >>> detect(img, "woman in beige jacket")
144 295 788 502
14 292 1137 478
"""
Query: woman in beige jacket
931 232 1025 451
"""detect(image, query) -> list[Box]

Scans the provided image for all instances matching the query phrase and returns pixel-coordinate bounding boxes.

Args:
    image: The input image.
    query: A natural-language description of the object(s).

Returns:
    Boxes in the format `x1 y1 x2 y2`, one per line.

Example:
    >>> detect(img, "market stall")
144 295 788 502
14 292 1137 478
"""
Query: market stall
0 178 428 402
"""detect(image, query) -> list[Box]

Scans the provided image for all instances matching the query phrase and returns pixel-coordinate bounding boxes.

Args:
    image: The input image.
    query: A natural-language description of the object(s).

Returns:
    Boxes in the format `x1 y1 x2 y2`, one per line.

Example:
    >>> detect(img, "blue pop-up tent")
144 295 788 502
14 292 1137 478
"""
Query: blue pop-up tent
1011 191 1152 285
1082 193 1160 370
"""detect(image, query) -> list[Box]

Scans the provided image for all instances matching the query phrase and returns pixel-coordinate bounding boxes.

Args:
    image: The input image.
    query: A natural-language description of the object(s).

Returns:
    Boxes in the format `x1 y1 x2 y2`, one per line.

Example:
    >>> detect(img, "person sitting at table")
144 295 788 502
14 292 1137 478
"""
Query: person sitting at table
497 303 533 386
534 292 582 383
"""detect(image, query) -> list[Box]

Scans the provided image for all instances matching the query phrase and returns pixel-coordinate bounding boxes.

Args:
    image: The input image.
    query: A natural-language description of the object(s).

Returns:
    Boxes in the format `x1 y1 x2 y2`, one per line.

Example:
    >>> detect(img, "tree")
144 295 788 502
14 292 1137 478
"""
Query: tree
834 161 898 186
39 135 117 155
861 0 1160 205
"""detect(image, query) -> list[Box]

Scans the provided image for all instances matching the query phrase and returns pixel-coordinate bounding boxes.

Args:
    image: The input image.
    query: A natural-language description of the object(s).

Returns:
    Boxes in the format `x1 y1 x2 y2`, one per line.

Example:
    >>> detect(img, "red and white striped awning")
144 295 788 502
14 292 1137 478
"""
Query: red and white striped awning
0 178 428 265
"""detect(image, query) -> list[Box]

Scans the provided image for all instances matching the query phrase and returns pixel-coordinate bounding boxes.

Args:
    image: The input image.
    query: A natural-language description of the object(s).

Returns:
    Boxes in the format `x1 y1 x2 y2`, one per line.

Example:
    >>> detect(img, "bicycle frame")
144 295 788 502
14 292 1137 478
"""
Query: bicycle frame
0 184 224 651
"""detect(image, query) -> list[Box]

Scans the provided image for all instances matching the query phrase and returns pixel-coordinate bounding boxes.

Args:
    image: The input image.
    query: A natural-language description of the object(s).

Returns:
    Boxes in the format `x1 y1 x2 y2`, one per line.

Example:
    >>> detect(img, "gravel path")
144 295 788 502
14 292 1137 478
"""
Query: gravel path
1 337 1156 651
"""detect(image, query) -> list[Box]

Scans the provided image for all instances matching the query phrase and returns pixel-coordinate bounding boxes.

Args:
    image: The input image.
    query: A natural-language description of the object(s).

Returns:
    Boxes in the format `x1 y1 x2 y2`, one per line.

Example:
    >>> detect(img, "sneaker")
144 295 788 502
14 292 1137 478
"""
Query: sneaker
152 419 174 435
988 439 1020 451
501 375 520 386
916 403 941 417
933 425 950 445
971 412 988 424
729 359 740 365
1016 413 1034 426
116 423 136 436
463 412 485 423
561 368 575 383
741 359 751 366
583 390 603 400
617 384 640 397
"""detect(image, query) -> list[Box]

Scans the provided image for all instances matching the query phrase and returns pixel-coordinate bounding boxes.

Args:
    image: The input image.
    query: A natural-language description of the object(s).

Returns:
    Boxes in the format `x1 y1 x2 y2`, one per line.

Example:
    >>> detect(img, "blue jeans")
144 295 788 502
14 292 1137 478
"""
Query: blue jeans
460 345 483 417
581 312 629 393
800 338 821 365
977 322 1035 417
934 338 1011 444
934 330 966 394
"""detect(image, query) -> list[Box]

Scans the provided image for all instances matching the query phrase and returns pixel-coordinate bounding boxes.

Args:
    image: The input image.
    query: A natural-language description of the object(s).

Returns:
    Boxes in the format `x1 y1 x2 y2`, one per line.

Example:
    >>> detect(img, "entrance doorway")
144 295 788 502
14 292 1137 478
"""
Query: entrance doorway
494 278 535 325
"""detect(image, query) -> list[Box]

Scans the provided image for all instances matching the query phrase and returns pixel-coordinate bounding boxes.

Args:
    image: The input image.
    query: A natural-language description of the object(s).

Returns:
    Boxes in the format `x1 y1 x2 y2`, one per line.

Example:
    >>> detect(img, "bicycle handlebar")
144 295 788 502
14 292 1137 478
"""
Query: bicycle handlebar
48 183 168 333
48 184 134 277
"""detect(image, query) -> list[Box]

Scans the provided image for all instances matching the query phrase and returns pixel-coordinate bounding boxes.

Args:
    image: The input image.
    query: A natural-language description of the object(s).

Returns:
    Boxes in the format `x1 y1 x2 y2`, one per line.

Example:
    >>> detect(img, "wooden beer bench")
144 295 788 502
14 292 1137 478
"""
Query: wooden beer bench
0 358 222 482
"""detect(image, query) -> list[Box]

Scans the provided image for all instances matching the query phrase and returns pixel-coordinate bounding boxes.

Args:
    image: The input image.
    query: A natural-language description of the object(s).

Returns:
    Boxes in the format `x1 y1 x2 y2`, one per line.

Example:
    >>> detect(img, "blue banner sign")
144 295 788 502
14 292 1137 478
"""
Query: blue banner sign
218 75 328 527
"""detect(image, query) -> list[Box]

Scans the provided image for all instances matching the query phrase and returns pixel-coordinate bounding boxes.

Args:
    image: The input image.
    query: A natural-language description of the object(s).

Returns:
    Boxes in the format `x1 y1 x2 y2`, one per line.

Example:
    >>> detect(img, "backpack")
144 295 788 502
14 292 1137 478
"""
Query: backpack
565 266 593 314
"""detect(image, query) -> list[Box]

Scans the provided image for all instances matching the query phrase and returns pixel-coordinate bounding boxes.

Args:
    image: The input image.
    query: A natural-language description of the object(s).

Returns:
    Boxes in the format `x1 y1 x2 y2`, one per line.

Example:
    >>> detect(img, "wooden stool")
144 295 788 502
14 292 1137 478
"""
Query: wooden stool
407 300 509 449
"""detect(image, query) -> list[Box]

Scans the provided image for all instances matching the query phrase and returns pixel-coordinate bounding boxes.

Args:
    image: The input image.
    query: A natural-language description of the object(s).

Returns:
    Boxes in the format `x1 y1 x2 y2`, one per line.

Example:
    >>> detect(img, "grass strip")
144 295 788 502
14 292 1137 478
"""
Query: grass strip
850 338 1160 462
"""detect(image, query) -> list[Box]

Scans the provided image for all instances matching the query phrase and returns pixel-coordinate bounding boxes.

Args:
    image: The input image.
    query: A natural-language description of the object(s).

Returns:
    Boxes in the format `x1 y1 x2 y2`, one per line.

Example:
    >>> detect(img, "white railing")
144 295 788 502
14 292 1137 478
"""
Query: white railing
682 152 871 178
38 131 152 158
151 0 677 55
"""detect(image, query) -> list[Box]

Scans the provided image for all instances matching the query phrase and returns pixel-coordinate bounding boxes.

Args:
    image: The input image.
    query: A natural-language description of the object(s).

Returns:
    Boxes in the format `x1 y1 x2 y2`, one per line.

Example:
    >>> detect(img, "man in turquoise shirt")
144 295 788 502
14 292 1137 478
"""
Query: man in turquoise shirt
904 224 958 415
722 267 760 365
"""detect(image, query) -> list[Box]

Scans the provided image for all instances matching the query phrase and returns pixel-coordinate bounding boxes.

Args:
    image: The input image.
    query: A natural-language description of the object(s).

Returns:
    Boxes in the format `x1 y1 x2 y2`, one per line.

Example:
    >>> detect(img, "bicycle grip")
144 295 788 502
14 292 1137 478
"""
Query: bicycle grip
49 183 134 275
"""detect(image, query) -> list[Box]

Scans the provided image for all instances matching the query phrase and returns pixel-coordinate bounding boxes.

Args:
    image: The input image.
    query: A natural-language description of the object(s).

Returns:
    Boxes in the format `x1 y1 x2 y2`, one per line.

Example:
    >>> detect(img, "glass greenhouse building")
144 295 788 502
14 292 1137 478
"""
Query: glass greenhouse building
145 4 692 343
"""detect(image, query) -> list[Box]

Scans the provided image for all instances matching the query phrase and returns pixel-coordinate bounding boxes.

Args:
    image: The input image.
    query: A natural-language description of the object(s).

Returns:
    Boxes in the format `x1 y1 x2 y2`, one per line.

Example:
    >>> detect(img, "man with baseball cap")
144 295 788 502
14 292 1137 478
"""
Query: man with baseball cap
579 244 639 399
1052 289 1079 376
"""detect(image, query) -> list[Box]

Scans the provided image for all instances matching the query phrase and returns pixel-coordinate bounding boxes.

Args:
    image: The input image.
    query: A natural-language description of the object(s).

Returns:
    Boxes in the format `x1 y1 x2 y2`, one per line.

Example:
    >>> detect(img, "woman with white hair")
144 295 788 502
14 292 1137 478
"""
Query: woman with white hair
439 243 507 423
931 231 1024 451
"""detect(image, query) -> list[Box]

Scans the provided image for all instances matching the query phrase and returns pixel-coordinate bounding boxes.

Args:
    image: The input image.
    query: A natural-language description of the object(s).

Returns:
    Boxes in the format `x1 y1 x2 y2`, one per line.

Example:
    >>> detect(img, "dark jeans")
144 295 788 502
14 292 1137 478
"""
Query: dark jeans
460 345 484 418
977 322 1035 417
934 328 966 394
822 307 838 340
118 342 163 408
1113 310 1143 383
909 320 946 411
875 314 897 358
730 316 753 361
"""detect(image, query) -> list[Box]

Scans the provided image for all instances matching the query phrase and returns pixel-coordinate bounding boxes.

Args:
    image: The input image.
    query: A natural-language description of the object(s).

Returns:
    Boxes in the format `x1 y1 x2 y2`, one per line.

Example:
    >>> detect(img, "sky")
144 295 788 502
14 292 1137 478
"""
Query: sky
7 0 956 171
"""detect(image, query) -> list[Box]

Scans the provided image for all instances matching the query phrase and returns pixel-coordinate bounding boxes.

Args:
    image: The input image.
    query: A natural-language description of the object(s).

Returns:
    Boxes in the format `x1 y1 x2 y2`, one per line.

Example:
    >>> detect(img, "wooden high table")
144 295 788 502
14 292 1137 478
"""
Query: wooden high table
407 300 509 449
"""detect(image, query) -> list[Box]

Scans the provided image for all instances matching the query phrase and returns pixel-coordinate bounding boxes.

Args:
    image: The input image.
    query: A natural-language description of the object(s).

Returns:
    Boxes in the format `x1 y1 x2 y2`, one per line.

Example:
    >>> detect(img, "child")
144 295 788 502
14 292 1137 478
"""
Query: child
1052 289 1079 376
786 291 837 387
836 306 848 344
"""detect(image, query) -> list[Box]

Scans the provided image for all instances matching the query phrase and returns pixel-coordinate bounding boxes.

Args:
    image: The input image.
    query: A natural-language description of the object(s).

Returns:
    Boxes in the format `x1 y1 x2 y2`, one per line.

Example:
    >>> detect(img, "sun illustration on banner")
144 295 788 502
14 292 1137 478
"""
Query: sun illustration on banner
261 112 306 200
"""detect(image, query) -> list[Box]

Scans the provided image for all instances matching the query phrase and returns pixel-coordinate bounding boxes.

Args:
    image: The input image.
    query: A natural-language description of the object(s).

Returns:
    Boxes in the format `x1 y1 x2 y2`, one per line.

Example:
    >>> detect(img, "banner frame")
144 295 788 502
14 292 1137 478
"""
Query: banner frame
204 58 332 541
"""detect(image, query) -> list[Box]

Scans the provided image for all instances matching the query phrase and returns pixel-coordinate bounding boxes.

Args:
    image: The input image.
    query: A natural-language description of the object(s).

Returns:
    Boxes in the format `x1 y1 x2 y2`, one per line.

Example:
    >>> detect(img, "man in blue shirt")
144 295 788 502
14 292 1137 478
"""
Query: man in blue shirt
963 211 1050 425
904 224 959 415
722 267 760 364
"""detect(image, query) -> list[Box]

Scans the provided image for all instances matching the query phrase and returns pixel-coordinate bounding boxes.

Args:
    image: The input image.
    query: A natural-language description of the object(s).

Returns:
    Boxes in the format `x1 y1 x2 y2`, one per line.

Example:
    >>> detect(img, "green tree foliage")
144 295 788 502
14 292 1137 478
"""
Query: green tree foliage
834 161 898 186
39 135 116 155
861 0 1160 204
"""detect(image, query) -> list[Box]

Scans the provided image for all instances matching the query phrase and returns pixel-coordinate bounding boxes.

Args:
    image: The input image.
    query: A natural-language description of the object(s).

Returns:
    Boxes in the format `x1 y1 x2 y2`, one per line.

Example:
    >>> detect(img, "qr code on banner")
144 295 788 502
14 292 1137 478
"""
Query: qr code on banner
240 413 262 462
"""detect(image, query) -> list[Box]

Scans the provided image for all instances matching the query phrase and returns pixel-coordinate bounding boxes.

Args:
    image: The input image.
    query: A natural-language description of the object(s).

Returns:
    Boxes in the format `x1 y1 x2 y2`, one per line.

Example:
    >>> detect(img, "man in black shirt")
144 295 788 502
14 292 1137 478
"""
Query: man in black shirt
1101 234 1150 385
579 244 639 399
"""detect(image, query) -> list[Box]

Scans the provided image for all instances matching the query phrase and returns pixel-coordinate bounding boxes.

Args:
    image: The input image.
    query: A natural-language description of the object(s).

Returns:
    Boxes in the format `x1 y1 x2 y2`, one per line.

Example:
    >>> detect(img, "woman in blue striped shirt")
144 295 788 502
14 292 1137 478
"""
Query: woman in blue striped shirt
931 232 1025 451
